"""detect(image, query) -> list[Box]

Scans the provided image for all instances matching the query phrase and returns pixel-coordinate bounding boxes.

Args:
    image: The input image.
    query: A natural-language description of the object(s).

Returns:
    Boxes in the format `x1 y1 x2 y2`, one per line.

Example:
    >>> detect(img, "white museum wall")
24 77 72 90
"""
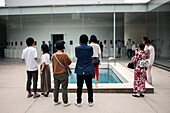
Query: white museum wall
6 14 113 60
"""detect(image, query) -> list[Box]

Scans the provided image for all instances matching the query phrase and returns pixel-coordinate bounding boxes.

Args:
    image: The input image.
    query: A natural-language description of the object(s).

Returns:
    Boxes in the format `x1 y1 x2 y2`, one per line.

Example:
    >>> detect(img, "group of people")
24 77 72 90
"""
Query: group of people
131 37 155 97
21 34 155 105
22 34 101 107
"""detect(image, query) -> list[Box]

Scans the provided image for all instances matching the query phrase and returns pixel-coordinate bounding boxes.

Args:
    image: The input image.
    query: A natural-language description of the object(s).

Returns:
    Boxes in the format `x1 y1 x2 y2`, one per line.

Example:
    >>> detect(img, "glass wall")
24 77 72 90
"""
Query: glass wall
0 13 115 61
0 2 170 68
147 2 170 68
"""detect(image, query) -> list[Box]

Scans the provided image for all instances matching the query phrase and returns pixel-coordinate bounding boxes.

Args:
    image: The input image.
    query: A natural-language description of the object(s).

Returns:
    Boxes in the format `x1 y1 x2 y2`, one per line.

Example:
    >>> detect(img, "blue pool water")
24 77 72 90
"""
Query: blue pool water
68 69 122 83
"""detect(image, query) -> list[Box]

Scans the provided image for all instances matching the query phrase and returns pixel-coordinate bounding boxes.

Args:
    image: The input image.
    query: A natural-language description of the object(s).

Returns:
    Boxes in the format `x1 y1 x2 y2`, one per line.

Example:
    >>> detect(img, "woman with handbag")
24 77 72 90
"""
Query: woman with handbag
89 35 101 87
131 43 148 97
40 44 51 97
51 41 72 107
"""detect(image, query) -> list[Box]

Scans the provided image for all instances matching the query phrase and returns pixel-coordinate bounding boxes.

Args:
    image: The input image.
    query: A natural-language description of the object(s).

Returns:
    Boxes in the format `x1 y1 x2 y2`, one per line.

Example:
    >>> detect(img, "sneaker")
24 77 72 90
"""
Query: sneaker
54 101 61 105
75 102 81 107
132 93 140 98
27 94 33 98
88 102 94 107
33 93 40 99
64 102 71 107
41 92 44 95
140 93 145 97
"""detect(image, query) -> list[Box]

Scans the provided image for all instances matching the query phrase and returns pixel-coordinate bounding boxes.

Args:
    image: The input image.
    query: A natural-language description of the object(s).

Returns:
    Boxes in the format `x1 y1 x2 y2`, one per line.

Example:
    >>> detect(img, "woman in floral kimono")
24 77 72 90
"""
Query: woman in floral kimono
131 43 147 97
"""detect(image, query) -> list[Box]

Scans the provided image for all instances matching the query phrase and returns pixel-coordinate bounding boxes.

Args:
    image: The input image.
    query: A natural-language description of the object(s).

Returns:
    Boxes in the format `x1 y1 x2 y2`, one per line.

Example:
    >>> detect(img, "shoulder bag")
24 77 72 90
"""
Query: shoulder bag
54 55 72 76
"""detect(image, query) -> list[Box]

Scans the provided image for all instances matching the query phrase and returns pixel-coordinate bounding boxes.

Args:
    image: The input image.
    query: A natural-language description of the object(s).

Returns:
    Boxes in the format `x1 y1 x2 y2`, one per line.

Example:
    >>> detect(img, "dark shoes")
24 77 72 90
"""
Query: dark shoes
41 92 45 95
140 93 145 97
42 92 49 97
44 94 48 97
28 93 41 98
27 94 33 98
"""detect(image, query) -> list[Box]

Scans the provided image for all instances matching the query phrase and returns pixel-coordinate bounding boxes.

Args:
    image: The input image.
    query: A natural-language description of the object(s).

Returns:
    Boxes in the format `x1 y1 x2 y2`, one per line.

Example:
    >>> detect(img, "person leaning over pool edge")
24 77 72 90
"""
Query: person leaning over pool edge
75 34 94 107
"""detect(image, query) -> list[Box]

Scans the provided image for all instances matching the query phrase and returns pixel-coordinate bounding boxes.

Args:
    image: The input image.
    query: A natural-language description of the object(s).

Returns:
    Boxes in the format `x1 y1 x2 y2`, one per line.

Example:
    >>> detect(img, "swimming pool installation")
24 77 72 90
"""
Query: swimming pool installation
36 62 154 93
69 68 122 84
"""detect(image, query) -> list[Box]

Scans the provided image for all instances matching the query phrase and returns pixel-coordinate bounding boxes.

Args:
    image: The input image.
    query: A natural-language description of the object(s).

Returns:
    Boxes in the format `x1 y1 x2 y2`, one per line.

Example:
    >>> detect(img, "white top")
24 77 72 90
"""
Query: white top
132 44 136 51
144 45 148 51
117 42 121 48
41 53 50 65
127 41 132 49
22 47 38 71
89 43 101 60
147 45 155 65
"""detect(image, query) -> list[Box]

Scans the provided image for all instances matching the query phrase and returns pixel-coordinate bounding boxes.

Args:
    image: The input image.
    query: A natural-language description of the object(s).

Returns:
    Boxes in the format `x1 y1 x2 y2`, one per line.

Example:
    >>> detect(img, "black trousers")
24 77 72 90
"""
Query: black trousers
127 49 132 59
26 70 38 92
77 74 93 103
132 50 135 57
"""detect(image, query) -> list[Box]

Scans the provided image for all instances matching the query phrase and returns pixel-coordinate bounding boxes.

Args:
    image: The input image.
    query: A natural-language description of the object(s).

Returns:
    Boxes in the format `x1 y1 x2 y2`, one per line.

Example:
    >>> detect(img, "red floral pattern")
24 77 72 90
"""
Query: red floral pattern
131 51 147 93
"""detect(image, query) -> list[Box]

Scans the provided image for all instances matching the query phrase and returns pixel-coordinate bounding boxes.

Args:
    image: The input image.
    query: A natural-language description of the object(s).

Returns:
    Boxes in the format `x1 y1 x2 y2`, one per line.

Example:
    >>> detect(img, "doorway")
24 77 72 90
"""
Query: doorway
51 34 64 53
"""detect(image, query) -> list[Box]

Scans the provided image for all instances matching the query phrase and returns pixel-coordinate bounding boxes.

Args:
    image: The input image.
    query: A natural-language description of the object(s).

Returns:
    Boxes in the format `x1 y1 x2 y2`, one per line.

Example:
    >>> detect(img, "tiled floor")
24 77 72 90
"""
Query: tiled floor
0 61 170 113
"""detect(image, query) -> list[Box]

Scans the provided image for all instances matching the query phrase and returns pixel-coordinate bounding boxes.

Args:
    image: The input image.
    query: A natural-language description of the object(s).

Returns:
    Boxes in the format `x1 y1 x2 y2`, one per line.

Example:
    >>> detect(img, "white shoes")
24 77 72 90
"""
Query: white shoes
75 102 81 107
132 93 140 98
64 102 71 107
55 101 71 107
75 102 94 107
88 102 94 107
54 101 61 105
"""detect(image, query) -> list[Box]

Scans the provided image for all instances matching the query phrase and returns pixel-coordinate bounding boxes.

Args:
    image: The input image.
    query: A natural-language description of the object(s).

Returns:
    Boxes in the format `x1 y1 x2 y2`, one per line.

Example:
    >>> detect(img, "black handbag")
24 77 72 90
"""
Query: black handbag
127 62 135 69
92 59 100 65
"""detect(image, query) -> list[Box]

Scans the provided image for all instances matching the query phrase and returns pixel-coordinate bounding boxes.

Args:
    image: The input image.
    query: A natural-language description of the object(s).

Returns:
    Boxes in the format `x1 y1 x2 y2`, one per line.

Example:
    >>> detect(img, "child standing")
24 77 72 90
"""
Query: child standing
22 37 40 98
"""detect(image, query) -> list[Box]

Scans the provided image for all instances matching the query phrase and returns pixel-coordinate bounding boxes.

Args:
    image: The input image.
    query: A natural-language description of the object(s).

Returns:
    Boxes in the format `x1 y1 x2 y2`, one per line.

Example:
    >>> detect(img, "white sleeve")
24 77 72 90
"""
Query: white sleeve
21 50 25 59
41 55 46 64
34 49 38 58
41 54 49 64
98 45 102 62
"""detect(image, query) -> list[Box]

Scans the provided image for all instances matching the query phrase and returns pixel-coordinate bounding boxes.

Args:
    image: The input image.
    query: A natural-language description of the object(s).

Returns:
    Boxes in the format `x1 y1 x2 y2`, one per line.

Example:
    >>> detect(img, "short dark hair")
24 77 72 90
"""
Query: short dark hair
143 37 148 41
145 40 151 44
89 35 97 43
128 39 131 41
41 44 49 54
80 34 88 44
139 43 145 50
56 41 65 50
132 41 135 44
42 41 45 44
26 37 34 46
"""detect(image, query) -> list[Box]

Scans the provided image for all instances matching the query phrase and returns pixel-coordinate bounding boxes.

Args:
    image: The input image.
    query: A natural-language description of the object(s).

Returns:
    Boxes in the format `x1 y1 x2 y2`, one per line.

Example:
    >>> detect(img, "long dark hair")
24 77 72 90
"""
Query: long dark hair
89 35 97 43
41 44 49 54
